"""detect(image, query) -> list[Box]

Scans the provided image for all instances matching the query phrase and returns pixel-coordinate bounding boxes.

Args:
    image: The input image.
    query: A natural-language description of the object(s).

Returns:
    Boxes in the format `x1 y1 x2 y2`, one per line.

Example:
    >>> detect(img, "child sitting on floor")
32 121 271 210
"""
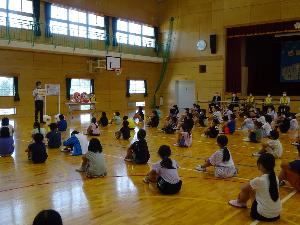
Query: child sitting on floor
212 106 223 123
0 127 14 156
111 112 122 125
143 145 182 195
204 119 220 138
57 114 67 132
229 153 281 222
244 121 263 143
46 123 62 149
32 209 63 225
32 122 46 138
147 110 160 128
99 112 109 127
240 114 254 131
87 117 100 136
195 135 237 178
62 130 88 156
115 120 131 140
1 117 14 136
76 138 107 178
162 116 178 134
252 130 283 159
261 115 272 138
174 124 192 147
289 114 299 131
26 133 48 163
279 145 300 191
124 129 150 164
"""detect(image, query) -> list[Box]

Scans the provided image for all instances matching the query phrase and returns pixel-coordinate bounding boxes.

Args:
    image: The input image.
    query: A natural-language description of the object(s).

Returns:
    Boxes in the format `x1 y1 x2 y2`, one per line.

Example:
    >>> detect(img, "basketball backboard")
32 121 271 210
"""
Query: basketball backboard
106 56 121 71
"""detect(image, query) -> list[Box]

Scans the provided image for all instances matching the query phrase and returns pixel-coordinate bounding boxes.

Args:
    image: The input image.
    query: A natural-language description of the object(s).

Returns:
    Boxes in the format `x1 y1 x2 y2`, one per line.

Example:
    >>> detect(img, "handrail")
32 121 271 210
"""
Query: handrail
0 16 166 58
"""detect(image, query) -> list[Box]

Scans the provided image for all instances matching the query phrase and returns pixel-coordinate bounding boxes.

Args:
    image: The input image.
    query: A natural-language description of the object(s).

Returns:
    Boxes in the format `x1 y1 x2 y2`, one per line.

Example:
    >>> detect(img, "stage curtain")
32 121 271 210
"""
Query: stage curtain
112 17 118 46
144 80 148 97
33 0 41 36
44 2 52 37
226 38 242 93
66 78 71 100
91 79 95 93
126 80 130 97
104 16 110 46
154 27 160 53
13 77 20 101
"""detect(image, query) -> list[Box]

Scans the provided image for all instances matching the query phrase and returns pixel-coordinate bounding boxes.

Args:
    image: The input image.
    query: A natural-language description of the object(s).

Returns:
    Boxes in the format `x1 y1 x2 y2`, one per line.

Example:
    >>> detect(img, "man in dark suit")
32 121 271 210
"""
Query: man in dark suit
229 92 239 110
209 92 221 113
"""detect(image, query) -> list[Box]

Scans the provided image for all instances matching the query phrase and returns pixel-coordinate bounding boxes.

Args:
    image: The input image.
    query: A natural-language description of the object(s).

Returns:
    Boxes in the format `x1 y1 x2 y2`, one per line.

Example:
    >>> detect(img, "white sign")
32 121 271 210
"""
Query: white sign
46 84 60 96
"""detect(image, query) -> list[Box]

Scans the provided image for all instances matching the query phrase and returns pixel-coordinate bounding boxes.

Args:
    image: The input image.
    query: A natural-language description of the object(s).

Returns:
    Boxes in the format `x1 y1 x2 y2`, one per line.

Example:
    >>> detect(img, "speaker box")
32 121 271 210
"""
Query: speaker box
210 34 217 54
199 65 206 73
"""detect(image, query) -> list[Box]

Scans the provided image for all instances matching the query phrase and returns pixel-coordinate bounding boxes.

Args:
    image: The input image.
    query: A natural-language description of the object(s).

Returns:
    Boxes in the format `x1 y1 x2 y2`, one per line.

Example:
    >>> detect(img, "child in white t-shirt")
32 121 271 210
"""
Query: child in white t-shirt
229 153 281 222
240 114 254 131
252 130 283 159
195 135 237 178
261 115 272 138
290 114 299 131
143 145 182 195
32 122 46 138
212 106 223 123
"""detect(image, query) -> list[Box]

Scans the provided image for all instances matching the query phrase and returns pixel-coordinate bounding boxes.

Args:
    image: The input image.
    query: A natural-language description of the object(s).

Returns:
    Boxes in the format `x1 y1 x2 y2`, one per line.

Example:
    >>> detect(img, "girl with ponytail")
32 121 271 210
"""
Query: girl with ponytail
143 145 182 194
195 135 237 178
229 153 281 222
32 122 46 139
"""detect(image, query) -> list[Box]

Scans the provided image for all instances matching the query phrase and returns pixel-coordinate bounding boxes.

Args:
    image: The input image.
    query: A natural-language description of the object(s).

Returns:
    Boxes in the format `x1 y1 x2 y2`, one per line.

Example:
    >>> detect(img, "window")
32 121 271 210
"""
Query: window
70 79 92 95
136 101 145 107
0 77 14 96
50 5 105 40
0 0 33 29
116 19 155 48
0 108 16 115
129 80 145 94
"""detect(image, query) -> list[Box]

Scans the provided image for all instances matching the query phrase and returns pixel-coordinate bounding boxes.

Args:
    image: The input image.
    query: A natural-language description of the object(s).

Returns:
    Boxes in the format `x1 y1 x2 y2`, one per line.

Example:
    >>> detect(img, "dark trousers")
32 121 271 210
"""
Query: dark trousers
278 105 290 114
35 100 44 122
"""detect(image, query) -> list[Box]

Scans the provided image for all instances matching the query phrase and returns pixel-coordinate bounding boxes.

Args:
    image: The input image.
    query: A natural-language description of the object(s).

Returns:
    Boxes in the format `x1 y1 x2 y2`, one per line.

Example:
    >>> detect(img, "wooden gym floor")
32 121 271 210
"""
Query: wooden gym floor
0 113 299 225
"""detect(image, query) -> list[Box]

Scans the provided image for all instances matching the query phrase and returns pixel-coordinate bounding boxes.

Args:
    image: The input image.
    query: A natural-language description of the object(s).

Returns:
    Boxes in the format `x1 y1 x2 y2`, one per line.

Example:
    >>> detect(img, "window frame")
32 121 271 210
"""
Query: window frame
0 0 34 30
116 19 155 48
50 4 105 40
0 76 14 97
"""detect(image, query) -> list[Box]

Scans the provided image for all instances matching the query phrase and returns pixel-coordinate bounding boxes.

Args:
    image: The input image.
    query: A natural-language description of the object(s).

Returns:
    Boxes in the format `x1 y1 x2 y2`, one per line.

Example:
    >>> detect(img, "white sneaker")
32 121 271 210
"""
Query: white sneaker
195 165 206 172
124 158 133 162
228 199 247 208
252 153 261 157
292 142 300 146
243 138 250 142
173 143 179 147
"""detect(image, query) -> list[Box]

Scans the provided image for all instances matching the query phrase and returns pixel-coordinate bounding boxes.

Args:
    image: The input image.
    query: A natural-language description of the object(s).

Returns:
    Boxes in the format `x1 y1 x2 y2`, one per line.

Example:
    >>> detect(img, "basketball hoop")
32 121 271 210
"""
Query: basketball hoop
114 68 122 76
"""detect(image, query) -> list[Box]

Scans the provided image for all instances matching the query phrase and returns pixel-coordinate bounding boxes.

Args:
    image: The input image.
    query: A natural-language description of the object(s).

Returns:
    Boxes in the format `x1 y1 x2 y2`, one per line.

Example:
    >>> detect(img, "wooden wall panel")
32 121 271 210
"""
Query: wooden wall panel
0 49 161 118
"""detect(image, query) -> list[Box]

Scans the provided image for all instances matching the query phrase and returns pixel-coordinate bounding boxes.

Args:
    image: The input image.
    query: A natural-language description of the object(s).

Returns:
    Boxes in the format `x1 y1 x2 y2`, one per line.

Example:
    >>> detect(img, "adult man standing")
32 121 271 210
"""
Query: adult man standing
33 81 45 123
